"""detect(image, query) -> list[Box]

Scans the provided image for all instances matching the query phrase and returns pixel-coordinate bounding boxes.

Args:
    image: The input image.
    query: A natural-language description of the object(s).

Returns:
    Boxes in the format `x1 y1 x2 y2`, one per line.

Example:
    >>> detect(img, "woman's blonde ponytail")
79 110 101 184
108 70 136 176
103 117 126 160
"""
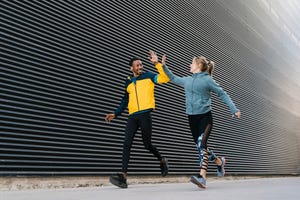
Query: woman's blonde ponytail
207 61 215 77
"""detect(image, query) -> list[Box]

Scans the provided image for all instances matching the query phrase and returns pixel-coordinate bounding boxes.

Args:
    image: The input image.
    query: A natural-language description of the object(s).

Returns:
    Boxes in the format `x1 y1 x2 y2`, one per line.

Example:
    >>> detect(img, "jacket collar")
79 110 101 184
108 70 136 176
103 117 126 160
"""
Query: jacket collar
192 71 208 77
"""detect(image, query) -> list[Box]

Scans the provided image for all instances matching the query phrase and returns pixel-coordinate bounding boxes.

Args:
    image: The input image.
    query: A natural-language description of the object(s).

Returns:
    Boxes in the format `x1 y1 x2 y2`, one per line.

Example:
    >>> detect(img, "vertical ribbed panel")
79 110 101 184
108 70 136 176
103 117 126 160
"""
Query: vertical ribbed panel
1 0 299 175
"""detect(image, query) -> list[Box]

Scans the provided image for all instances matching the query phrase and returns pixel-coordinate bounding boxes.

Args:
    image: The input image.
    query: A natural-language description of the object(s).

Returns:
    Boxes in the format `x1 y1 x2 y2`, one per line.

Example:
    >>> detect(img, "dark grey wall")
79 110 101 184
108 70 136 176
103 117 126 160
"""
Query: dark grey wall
1 0 299 176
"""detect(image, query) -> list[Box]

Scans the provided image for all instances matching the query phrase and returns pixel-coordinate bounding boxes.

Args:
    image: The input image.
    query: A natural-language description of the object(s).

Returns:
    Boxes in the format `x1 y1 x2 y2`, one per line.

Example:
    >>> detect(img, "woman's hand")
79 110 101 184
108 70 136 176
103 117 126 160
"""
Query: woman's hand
233 111 241 118
162 54 166 65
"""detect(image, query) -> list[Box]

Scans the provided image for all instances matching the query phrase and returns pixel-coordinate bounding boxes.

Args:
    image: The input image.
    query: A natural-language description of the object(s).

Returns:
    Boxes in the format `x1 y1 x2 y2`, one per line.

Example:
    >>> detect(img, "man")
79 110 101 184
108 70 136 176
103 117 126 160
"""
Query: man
105 51 169 188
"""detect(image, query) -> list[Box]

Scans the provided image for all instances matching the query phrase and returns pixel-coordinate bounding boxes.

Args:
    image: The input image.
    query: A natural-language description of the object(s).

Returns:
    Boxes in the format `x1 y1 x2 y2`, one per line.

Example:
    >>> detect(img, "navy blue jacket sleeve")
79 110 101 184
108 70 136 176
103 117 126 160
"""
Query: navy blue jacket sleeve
114 78 130 116
114 91 129 116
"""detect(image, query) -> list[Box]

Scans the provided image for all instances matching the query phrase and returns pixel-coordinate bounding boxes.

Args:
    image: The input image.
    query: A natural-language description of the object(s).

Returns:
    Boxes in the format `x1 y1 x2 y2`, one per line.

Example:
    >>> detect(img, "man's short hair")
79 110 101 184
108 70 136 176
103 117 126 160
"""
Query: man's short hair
129 57 141 66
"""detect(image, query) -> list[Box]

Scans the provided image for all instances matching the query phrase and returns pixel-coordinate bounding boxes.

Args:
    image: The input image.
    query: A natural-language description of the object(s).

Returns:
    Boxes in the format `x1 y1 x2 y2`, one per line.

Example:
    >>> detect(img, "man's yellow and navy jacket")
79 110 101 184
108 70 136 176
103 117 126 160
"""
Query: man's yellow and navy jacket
114 63 169 116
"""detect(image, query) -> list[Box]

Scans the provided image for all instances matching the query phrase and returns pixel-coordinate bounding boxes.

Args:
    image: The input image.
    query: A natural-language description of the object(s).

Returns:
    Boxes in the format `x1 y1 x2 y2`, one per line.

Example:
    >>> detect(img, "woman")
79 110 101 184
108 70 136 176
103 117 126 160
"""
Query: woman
161 54 241 189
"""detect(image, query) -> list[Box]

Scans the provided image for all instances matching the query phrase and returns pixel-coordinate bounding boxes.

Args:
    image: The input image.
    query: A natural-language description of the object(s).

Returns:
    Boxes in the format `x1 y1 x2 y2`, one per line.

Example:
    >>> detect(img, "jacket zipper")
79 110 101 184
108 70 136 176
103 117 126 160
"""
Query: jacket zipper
134 82 140 111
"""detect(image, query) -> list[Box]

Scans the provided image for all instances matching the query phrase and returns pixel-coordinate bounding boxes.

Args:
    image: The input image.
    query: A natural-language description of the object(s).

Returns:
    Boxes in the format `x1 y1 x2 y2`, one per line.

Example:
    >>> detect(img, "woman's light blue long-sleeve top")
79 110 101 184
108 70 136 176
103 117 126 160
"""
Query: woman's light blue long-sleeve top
163 65 239 115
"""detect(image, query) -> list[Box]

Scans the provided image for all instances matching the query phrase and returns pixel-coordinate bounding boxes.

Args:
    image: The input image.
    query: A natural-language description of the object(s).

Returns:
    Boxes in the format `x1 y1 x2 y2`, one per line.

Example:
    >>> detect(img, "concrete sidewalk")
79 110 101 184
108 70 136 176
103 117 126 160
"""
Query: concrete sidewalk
1 177 300 200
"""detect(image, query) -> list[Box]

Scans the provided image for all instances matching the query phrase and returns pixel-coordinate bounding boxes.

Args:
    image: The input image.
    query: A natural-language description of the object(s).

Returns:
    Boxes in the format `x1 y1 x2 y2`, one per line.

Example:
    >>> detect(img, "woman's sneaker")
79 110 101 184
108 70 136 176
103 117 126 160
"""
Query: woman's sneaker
160 157 169 177
217 157 226 177
109 173 128 188
190 175 206 189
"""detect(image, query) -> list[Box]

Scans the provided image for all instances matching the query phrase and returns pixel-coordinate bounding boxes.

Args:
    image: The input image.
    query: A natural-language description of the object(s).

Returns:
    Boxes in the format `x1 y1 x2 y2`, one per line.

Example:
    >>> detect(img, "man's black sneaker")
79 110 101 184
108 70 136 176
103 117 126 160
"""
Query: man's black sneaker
160 157 169 177
109 173 128 188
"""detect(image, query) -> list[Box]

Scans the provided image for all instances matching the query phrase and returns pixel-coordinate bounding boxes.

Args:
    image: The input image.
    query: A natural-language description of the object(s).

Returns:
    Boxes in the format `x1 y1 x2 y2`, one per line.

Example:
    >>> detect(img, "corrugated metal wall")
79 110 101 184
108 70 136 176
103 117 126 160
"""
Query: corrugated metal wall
1 0 299 176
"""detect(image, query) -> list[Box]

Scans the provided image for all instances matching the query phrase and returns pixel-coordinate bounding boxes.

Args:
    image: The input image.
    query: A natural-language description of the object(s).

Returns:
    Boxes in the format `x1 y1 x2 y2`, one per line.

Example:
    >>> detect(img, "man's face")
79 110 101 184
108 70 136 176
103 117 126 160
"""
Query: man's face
131 60 143 76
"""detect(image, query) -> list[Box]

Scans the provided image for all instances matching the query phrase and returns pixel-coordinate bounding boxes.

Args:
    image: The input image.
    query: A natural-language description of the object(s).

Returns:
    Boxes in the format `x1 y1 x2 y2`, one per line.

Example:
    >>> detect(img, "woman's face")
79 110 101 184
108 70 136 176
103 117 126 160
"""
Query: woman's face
189 59 201 73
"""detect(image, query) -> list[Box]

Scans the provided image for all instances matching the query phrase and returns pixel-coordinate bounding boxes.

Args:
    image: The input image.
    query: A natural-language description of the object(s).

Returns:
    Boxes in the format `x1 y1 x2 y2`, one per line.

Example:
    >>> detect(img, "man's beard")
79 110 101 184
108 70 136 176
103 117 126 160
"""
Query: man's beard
136 70 143 75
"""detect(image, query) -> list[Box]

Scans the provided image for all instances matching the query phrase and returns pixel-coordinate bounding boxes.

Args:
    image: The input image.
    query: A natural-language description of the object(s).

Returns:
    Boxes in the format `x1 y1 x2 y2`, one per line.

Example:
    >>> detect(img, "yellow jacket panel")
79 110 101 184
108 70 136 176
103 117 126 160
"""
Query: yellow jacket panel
114 63 169 115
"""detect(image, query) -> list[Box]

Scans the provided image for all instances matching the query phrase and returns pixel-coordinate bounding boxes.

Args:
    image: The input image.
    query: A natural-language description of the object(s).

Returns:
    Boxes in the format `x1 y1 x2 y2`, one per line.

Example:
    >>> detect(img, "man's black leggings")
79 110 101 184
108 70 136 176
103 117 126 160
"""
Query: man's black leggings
122 111 162 173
